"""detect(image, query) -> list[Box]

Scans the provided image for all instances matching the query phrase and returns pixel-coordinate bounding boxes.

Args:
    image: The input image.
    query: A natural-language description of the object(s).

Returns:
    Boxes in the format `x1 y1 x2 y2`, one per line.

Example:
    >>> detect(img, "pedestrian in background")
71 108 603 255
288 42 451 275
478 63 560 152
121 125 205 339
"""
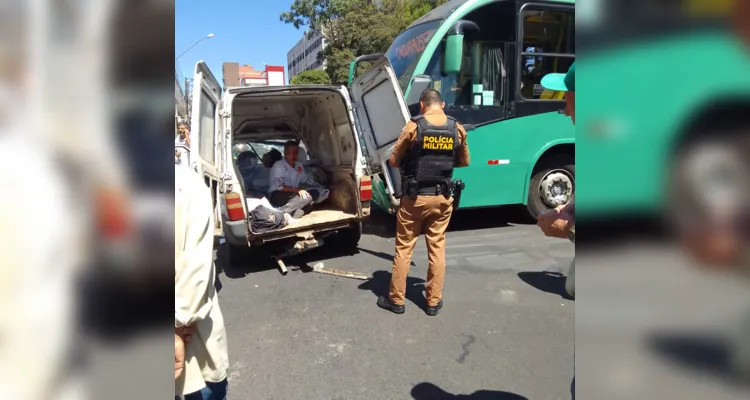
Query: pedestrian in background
538 63 576 400
538 62 576 297
377 89 470 316
175 164 229 399
176 122 191 164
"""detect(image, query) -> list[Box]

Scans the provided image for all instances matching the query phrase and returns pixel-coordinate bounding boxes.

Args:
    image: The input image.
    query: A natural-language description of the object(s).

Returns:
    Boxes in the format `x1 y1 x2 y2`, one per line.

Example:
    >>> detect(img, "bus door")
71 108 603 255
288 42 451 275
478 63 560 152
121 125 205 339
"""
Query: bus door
350 57 410 212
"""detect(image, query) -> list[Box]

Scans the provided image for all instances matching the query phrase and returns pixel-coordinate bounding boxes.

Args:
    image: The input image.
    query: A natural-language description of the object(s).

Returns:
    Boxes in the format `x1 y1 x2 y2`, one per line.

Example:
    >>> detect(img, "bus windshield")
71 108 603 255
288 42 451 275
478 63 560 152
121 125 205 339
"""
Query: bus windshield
385 20 442 93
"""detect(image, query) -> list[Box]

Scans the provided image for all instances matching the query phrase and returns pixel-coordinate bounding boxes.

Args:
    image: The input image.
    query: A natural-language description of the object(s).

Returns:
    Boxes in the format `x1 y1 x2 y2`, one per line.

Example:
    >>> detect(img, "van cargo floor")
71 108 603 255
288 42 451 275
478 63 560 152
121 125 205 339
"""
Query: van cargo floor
277 208 356 232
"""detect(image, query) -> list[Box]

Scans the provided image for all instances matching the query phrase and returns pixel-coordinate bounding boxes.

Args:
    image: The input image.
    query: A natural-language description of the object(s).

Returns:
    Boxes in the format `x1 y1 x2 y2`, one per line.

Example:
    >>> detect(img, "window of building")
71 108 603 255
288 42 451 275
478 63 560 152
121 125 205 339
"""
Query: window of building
519 8 575 100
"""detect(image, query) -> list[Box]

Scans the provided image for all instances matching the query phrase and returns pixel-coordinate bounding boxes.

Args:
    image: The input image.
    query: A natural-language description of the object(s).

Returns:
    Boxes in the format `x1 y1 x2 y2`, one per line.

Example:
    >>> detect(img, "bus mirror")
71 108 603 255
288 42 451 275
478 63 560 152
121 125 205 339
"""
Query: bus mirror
444 35 464 74
406 75 432 105
444 20 479 74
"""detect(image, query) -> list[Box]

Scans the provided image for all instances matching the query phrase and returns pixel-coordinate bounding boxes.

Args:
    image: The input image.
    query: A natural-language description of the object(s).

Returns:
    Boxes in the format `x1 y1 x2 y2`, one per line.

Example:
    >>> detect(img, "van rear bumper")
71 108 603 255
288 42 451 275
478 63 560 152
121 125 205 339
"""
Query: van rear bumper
223 220 248 247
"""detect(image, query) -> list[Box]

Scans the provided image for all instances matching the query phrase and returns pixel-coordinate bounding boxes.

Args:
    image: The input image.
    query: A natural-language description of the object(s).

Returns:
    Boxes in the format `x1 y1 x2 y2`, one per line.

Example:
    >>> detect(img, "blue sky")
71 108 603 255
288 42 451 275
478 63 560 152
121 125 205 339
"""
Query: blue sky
175 0 305 84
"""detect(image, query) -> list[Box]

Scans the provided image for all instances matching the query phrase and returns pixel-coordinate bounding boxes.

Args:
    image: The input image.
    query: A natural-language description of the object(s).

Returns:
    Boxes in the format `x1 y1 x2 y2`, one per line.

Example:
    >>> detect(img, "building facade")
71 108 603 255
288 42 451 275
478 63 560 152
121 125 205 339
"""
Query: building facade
222 63 286 88
287 30 327 81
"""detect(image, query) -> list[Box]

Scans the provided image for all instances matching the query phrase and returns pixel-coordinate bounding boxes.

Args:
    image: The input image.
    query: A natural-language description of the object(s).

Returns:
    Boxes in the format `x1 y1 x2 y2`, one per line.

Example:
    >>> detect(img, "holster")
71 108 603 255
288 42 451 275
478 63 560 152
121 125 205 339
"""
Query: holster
402 178 419 200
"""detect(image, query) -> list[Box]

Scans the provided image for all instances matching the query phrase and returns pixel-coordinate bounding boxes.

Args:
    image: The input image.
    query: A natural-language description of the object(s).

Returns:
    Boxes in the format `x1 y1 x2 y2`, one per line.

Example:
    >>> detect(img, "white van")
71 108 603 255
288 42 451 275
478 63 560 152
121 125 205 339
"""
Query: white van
188 59 421 272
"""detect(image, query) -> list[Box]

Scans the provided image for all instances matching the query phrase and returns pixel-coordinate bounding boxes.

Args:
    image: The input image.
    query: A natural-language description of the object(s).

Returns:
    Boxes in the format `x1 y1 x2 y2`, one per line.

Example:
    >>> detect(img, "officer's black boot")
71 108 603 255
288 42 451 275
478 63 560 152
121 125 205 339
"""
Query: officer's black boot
377 296 405 314
425 299 443 316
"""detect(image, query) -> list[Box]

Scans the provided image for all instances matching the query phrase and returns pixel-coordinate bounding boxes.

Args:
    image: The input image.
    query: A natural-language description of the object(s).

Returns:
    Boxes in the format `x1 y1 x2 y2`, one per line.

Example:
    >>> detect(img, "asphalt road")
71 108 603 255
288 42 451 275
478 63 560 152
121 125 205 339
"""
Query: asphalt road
215 207 575 400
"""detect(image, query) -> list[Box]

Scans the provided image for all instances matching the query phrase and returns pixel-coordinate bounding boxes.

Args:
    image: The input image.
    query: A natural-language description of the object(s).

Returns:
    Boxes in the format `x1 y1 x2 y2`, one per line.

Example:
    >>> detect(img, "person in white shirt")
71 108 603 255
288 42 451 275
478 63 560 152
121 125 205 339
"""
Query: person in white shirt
268 140 329 217
175 165 229 399
175 122 191 165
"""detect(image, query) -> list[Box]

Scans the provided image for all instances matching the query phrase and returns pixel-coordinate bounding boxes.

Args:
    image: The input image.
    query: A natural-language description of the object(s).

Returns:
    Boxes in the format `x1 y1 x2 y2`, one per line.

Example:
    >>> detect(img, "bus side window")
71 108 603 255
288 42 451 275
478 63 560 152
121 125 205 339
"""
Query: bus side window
519 7 575 101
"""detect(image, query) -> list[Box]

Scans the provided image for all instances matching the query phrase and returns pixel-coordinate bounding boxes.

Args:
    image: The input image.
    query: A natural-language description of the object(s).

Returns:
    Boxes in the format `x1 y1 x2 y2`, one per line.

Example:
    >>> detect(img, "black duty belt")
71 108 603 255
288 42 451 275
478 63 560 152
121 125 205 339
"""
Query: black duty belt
417 184 444 196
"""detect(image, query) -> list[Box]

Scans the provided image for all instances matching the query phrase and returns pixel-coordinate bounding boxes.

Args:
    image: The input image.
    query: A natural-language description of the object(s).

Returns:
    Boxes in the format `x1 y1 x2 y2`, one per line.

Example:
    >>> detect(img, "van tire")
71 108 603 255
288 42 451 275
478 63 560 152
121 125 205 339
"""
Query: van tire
228 244 251 267
336 221 362 249
527 156 575 220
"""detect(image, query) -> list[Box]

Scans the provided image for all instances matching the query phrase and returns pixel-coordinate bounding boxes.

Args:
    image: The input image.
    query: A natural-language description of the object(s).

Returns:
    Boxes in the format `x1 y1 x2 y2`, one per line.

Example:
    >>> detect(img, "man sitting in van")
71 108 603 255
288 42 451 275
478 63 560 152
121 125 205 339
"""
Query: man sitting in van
268 140 329 217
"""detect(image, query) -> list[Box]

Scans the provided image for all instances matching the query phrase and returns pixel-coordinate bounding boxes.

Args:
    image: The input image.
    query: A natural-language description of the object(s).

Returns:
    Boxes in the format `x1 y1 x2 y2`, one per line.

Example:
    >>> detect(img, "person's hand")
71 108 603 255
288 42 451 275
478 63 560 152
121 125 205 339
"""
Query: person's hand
176 325 195 343
298 189 311 200
175 150 181 158
175 333 186 380
681 228 742 269
538 211 574 239
553 203 574 215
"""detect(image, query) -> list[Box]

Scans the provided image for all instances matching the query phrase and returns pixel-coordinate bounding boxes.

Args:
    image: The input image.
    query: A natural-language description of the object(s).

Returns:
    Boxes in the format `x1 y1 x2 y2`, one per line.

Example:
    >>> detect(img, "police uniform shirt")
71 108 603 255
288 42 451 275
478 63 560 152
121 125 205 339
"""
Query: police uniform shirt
391 108 470 167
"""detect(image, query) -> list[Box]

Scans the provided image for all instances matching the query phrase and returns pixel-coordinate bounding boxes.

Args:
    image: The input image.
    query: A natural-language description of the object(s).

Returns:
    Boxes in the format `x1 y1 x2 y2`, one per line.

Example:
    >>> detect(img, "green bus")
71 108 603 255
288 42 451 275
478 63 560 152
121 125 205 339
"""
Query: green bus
353 0 750 225
351 0 576 217
575 0 750 223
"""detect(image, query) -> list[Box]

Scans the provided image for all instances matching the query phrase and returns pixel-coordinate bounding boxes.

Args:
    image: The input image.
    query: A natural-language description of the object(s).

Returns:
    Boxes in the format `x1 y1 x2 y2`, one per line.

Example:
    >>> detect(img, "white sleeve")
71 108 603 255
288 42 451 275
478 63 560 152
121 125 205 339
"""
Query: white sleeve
174 172 216 327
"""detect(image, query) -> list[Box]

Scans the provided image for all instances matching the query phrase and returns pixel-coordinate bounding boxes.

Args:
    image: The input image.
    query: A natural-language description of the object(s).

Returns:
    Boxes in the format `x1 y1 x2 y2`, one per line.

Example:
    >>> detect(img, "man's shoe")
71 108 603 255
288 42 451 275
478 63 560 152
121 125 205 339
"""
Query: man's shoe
377 296 405 314
425 300 443 316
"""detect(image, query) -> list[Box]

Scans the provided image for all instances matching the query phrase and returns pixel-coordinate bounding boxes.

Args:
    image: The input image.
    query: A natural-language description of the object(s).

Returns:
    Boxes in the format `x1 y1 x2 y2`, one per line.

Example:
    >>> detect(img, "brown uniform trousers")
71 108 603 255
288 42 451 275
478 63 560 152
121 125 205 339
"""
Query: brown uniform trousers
388 108 470 307
390 194 454 307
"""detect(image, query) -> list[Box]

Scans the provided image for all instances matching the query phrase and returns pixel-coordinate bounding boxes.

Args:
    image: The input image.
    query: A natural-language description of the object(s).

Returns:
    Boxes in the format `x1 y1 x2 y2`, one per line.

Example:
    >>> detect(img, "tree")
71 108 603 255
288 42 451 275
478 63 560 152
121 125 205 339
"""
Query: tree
290 69 332 85
281 0 448 85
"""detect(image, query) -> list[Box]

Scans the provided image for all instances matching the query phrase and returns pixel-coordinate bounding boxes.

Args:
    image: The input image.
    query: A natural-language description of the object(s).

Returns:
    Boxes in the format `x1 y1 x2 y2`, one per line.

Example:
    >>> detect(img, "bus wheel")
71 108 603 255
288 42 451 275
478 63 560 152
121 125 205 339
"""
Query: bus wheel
667 134 749 235
528 156 575 219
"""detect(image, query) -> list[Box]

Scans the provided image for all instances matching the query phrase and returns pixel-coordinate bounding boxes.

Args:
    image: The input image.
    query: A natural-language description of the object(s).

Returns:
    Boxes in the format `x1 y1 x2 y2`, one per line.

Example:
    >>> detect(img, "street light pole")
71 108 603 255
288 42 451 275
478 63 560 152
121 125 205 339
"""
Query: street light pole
176 33 214 60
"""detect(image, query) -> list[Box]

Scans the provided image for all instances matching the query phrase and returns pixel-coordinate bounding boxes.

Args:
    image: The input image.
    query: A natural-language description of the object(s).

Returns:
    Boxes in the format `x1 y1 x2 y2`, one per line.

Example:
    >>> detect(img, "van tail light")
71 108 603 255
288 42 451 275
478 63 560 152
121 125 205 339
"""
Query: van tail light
360 176 372 202
95 187 132 239
225 191 246 221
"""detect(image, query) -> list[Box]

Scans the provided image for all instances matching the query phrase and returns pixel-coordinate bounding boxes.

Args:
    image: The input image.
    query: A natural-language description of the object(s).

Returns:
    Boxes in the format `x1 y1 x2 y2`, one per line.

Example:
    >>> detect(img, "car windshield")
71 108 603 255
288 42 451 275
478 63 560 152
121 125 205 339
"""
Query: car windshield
385 20 442 94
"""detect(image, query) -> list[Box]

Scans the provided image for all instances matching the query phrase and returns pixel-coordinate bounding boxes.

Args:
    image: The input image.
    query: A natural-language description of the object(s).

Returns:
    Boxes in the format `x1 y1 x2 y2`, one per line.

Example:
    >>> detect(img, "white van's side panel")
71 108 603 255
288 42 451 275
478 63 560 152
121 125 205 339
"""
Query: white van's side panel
335 86 370 182
349 57 409 208
191 61 223 236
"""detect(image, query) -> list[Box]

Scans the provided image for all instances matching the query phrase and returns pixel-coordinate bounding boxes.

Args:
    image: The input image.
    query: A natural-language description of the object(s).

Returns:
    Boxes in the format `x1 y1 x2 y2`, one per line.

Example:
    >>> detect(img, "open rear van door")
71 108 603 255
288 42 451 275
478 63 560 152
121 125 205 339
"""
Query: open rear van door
350 57 410 209
191 61 223 235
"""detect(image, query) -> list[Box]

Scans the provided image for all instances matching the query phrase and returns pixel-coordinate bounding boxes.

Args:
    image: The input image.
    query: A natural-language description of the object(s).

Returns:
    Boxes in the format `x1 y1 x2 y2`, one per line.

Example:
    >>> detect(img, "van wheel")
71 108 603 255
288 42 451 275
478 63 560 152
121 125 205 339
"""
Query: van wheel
527 155 575 219
228 244 251 267
336 221 362 249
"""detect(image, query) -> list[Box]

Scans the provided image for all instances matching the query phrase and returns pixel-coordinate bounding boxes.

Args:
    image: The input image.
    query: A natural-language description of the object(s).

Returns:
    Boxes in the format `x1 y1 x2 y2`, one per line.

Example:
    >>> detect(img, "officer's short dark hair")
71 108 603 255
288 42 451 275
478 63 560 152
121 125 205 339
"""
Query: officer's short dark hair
419 88 442 106
178 122 190 130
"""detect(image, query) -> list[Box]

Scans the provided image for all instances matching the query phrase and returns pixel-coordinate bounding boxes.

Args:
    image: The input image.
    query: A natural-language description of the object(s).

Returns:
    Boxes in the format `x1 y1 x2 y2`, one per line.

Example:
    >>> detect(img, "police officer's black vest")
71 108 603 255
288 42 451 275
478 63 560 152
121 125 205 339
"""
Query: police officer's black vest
403 114 458 188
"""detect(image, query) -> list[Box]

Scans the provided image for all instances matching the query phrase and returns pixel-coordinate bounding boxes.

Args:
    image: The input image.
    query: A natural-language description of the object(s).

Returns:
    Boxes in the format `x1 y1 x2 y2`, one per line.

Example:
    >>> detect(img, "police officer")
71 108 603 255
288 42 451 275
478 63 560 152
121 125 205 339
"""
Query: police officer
377 88 470 316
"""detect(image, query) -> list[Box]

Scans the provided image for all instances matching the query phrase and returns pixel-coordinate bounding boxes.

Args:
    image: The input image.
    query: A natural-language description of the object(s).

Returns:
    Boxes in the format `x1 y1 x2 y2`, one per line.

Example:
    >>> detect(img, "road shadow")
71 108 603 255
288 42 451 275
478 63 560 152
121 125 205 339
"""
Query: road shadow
364 205 530 240
358 270 427 310
357 246 415 267
411 382 528 400
517 271 574 301
647 331 750 386
363 208 397 238
577 214 670 251
217 239 362 279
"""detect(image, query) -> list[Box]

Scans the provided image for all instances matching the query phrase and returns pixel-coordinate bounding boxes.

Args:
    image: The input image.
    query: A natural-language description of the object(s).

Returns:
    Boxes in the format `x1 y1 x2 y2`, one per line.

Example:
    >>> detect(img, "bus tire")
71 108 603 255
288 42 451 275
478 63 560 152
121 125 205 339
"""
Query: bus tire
527 156 575 220
667 131 749 234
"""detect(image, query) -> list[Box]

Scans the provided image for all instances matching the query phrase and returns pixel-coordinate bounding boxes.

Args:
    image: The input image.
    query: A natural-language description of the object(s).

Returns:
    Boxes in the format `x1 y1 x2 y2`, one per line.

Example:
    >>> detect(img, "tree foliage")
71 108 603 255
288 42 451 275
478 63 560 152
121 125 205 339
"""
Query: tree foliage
290 69 332 85
281 0 448 85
